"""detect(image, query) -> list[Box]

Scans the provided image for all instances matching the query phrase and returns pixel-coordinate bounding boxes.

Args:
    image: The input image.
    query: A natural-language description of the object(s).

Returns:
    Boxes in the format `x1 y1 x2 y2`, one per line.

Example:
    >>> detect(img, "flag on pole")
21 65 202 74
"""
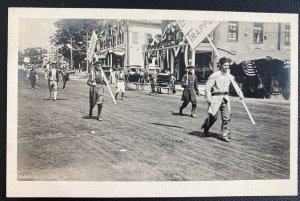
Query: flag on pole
87 31 98 63
242 61 258 76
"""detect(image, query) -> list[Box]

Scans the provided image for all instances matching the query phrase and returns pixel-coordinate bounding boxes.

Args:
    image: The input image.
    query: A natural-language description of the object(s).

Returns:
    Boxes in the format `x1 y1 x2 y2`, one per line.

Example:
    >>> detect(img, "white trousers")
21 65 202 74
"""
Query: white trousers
116 81 125 93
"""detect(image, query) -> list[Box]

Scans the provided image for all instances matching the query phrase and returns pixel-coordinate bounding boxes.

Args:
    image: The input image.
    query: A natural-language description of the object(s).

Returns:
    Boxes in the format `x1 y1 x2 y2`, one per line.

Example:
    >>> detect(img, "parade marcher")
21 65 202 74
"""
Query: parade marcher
61 67 70 89
115 67 126 100
47 63 60 101
29 67 37 89
149 74 157 95
87 60 105 121
179 65 199 117
170 73 176 94
201 57 244 142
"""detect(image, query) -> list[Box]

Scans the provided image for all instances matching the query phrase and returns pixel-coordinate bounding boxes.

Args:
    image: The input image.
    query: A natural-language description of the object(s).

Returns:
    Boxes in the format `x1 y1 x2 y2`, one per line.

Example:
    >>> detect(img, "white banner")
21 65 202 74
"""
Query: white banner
177 20 221 50
87 31 98 63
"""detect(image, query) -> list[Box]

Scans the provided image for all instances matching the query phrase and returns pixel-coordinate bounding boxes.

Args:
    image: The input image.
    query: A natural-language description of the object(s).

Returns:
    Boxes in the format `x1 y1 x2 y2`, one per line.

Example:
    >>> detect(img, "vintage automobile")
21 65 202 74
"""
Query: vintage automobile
125 65 146 90
155 69 173 94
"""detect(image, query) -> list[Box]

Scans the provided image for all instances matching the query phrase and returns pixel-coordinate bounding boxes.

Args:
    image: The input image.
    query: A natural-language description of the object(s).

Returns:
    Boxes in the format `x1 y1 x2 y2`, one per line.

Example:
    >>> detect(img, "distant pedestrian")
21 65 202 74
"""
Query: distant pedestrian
47 63 59 101
29 67 37 89
170 73 176 94
149 74 157 95
87 60 105 121
179 65 199 118
115 67 126 100
61 67 70 89
201 57 244 142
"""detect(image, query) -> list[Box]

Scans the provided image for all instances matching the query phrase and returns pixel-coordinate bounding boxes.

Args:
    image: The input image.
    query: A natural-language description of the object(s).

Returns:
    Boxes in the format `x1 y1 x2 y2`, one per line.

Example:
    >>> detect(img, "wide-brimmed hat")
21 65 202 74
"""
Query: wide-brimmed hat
186 65 195 69
93 60 102 65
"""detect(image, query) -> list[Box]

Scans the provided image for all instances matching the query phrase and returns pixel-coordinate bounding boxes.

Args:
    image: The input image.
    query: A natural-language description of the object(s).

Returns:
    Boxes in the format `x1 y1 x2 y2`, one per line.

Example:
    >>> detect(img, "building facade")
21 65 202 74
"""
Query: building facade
96 20 162 69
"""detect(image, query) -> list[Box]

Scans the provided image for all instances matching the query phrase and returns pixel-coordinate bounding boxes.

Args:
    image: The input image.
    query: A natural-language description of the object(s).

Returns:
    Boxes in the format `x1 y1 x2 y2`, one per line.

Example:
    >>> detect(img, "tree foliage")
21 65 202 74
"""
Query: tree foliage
19 47 47 65
51 19 106 69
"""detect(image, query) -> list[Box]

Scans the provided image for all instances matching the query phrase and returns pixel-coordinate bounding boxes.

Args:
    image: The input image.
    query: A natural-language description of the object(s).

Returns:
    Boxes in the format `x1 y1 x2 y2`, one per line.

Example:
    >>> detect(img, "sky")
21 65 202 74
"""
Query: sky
19 18 58 50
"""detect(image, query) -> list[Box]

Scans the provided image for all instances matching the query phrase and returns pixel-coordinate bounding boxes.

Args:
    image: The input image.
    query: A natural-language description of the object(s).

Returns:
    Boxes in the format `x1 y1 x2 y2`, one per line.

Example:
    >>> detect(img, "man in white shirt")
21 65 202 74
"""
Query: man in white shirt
201 57 244 142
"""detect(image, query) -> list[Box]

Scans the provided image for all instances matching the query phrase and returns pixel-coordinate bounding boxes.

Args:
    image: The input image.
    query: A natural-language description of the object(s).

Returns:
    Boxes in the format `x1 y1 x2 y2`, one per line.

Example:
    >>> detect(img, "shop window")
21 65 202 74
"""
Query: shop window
285 25 290 46
228 21 239 42
132 32 138 44
253 23 264 44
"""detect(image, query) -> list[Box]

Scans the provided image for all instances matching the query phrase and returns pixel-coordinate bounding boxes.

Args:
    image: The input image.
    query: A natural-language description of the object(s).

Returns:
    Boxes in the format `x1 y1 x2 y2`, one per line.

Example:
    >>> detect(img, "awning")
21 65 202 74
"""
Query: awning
114 51 126 56
232 49 290 63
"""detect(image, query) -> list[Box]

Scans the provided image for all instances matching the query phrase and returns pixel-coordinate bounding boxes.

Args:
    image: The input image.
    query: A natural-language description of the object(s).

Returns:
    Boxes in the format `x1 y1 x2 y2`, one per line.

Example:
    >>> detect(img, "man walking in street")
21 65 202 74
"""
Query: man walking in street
170 73 177 94
61 66 70 89
115 67 126 100
87 60 105 121
149 74 157 95
179 65 199 117
29 66 37 89
201 57 244 142
47 62 59 101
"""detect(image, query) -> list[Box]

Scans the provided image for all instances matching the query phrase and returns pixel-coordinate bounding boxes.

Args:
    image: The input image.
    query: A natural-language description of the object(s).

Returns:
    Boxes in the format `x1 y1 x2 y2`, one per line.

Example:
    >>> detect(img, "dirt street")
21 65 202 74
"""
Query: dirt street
17 71 290 181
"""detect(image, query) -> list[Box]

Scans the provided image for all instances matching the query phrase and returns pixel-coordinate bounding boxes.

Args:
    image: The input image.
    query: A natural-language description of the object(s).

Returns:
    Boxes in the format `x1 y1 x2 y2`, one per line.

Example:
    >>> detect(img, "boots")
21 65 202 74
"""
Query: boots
97 104 103 121
53 91 57 101
179 108 183 115
89 105 93 118
115 92 118 100
190 105 196 118
121 92 124 100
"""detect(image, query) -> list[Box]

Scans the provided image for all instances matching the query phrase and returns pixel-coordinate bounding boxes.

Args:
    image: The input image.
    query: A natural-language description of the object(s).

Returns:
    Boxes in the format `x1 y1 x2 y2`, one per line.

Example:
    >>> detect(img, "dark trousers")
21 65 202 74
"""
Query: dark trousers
89 103 103 117
180 101 197 114
202 98 230 136
30 80 36 88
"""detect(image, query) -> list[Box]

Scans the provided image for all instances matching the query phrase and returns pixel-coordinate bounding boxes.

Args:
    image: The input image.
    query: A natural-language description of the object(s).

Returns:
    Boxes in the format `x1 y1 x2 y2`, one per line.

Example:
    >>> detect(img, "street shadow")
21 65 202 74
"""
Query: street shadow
43 98 69 101
171 111 190 117
149 122 183 129
82 115 97 120
188 131 225 142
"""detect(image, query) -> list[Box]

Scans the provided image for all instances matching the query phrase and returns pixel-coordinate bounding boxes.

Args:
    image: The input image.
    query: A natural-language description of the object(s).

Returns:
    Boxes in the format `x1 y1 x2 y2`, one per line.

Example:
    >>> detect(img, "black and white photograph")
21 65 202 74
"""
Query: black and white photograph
7 8 298 197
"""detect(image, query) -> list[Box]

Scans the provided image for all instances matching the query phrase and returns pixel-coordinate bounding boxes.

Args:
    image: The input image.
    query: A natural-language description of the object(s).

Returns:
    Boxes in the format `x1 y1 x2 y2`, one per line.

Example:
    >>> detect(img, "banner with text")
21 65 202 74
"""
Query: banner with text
87 31 98 63
177 20 221 50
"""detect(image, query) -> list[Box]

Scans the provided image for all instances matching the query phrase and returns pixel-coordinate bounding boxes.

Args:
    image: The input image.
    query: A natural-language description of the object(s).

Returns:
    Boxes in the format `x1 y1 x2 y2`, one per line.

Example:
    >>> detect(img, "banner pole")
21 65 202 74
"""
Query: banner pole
99 66 117 105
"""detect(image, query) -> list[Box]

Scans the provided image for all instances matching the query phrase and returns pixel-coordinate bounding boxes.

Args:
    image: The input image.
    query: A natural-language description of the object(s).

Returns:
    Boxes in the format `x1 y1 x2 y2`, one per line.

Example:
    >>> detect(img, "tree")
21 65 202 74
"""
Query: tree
19 47 47 65
51 19 106 70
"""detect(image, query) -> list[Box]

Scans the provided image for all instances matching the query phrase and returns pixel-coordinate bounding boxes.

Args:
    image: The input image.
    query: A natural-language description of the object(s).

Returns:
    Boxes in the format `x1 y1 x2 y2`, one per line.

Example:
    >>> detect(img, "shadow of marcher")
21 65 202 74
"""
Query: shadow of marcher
171 111 191 117
43 98 69 101
188 131 227 142
81 115 98 120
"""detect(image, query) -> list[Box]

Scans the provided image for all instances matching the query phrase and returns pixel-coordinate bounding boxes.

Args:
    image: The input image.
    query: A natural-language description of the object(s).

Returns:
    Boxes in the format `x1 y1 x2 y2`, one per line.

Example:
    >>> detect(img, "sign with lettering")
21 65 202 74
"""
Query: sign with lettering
87 31 98 63
177 20 221 50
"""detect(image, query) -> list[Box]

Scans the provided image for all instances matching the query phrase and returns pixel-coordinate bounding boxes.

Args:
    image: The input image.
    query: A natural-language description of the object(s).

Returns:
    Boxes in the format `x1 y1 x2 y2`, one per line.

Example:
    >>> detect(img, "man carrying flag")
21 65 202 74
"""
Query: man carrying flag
87 60 105 121
201 57 244 142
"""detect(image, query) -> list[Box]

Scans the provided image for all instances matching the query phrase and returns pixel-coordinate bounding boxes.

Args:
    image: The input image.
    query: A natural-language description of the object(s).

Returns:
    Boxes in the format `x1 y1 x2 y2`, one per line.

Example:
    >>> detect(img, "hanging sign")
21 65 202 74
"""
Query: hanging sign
177 20 221 50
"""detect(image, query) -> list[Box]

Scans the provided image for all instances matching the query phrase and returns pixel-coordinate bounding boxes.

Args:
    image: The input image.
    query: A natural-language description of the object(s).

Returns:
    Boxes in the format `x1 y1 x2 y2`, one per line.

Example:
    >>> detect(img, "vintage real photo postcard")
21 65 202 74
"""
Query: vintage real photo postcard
7 8 298 197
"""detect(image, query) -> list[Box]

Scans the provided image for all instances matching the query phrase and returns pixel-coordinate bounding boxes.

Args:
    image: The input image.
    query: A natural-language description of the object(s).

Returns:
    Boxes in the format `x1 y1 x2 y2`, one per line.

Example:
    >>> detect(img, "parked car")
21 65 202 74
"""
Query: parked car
125 65 146 90
155 69 173 94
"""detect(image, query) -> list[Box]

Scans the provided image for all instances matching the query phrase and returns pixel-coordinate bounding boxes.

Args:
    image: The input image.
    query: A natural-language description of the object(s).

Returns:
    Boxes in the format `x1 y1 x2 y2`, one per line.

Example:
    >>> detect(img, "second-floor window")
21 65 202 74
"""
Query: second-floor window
253 23 264 44
228 21 239 42
285 25 290 46
132 32 138 44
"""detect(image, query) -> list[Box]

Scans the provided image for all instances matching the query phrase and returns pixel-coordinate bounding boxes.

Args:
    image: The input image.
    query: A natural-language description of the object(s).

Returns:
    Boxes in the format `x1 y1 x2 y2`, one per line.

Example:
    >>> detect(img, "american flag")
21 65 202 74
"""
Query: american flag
242 61 257 76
